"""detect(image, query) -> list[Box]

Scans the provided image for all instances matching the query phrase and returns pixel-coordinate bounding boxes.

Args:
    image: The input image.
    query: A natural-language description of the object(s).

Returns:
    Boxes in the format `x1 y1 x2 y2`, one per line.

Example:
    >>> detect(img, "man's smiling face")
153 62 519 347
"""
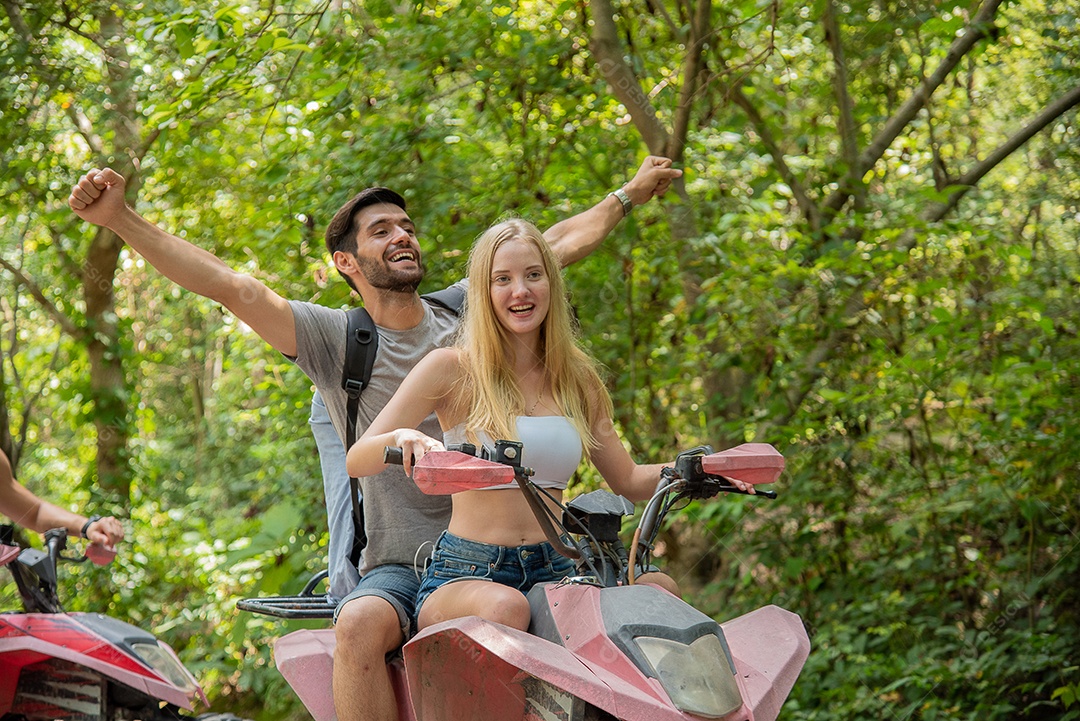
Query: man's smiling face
351 202 426 293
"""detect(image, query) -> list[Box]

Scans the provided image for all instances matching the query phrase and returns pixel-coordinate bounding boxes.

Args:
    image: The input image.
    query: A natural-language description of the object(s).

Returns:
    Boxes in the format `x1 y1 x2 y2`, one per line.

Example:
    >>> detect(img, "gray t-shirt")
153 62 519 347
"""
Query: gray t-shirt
289 289 461 574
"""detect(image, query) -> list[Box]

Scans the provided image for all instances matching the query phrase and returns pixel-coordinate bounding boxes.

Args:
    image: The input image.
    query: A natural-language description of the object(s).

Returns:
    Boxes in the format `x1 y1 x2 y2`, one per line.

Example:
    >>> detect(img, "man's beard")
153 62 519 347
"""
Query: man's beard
356 253 425 293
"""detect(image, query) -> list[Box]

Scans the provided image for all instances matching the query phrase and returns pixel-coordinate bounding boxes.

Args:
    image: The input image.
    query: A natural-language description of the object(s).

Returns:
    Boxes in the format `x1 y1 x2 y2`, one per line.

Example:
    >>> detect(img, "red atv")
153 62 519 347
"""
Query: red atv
244 441 809 721
0 525 211 721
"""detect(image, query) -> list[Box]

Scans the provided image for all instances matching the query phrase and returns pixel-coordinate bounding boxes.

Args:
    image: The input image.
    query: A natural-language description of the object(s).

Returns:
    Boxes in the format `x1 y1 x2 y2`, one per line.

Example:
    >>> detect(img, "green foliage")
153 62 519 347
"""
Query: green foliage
1 0 1078 719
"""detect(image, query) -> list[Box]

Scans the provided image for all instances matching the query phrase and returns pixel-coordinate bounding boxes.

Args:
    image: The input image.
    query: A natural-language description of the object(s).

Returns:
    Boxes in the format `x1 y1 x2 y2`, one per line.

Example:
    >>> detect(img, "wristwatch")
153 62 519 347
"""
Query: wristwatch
81 515 102 539
608 188 633 217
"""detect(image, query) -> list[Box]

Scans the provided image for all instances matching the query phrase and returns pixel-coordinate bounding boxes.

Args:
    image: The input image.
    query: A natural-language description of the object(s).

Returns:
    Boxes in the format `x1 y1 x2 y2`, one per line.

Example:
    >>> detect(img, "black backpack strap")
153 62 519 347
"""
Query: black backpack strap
342 307 378 565
338 287 463 568
421 284 466 314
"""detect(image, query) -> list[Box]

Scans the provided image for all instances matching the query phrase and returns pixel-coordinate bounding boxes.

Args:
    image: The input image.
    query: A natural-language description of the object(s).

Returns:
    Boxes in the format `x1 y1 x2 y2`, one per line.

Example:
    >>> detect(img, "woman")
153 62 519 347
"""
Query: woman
347 219 749 632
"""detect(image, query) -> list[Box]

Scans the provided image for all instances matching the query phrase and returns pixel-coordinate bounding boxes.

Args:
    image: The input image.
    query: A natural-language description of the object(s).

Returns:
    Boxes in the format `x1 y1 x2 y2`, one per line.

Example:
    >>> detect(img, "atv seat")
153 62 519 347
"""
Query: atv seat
237 569 335 620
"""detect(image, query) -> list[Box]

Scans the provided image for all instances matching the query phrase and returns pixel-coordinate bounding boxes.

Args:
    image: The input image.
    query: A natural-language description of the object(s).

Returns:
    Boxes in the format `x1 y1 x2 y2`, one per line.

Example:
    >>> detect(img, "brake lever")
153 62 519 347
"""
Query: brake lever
690 477 778 500
715 481 778 499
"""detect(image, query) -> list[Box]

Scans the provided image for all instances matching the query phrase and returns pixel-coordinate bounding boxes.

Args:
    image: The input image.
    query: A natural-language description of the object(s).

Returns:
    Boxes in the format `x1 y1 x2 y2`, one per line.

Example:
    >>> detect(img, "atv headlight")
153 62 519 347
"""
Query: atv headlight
635 633 743 719
130 640 200 692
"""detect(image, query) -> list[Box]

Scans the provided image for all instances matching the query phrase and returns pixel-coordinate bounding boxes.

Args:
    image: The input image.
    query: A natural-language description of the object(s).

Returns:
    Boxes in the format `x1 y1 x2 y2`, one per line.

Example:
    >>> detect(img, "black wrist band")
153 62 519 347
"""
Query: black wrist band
81 515 102 539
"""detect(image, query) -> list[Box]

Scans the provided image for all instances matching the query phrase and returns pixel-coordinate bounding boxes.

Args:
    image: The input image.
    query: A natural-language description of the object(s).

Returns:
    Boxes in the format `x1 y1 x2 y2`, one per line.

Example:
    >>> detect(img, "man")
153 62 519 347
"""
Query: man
1 448 124 548
68 156 681 721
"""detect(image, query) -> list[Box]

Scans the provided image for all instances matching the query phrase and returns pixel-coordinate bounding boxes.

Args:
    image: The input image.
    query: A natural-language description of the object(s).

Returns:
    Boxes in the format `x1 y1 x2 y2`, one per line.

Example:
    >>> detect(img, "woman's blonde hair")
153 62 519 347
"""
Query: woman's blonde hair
455 218 612 455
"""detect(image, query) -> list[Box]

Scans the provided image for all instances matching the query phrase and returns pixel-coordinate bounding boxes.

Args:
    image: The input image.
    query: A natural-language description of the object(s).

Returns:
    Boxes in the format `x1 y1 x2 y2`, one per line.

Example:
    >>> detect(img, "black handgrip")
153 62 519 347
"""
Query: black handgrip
383 447 405 465
44 528 68 564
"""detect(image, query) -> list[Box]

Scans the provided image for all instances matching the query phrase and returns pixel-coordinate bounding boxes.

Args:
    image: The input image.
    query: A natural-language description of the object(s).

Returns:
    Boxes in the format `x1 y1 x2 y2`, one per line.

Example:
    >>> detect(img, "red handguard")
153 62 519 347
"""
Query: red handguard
85 543 117 567
700 443 785 485
412 451 517 495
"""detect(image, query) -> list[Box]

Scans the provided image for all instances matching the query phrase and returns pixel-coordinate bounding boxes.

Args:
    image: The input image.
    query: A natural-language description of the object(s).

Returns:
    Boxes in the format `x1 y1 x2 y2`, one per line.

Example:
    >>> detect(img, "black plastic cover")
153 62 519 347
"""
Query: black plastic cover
563 491 634 542
599 585 736 679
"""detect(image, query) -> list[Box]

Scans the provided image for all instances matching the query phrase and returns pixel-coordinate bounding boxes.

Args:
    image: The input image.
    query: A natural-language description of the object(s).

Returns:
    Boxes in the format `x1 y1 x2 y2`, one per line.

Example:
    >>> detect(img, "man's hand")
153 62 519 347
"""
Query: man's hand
546 155 685 267
69 168 128 229
84 515 123 566
623 156 683 207
85 515 125 547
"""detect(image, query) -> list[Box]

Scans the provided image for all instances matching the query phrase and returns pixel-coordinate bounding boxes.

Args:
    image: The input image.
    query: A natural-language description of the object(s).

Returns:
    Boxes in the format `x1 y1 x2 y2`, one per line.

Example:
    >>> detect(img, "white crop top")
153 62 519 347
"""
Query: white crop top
443 416 583 491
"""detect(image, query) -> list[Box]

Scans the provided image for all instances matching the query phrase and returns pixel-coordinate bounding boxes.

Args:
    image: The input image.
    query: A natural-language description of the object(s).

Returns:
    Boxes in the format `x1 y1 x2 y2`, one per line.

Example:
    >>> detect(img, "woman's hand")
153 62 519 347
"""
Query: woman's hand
728 478 756 494
392 429 445 477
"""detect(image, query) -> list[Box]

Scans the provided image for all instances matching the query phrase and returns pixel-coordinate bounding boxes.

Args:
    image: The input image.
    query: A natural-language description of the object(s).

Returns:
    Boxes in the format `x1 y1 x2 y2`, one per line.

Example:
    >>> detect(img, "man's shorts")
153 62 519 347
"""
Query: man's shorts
334 563 421 640
414 531 576 620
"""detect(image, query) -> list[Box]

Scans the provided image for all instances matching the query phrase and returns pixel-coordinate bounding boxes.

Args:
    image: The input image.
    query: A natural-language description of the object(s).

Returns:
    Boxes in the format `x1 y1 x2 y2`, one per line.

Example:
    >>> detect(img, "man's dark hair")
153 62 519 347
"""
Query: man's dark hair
324 187 407 256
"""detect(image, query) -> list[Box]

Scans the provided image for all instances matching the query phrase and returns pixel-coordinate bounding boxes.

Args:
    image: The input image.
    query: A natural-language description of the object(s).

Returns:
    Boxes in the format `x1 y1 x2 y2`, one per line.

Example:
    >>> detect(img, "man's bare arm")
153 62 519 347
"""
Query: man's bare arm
545 156 683 268
69 168 298 356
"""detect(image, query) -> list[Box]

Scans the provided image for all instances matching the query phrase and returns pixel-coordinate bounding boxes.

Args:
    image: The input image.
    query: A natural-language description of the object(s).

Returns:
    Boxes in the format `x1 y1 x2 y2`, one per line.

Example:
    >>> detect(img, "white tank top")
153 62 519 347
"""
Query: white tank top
443 416 583 490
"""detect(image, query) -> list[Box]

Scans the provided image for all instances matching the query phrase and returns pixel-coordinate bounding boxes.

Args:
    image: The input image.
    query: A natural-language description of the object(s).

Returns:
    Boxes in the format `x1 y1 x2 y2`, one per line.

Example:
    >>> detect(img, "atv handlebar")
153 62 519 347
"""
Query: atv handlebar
386 440 780 578
634 447 779 578
383 442 480 468
668 445 777 500
639 472 678 548
700 478 778 500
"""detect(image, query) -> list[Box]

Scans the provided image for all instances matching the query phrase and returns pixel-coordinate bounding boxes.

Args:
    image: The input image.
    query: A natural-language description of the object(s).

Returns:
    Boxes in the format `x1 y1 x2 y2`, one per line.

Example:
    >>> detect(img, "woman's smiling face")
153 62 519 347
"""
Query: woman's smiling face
488 238 551 337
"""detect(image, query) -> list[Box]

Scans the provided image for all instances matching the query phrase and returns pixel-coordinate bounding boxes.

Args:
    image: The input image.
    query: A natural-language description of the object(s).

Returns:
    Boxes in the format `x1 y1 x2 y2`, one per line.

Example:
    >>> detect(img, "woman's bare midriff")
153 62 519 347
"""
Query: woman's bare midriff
447 487 564 546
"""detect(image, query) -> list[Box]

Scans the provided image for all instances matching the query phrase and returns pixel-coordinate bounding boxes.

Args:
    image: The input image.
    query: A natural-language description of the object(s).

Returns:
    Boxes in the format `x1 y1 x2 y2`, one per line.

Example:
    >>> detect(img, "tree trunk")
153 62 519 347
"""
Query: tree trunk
80 7 142 500
588 0 746 439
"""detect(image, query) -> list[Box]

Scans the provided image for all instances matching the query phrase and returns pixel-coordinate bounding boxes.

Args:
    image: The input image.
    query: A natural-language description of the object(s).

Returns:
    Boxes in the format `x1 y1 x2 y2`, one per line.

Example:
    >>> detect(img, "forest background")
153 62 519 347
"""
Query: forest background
1 1 1077 719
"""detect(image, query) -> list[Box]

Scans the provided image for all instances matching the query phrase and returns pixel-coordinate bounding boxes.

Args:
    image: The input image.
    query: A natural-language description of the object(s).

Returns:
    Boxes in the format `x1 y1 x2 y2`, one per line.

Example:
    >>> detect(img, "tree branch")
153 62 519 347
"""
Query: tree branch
729 85 823 232
588 0 670 155
64 102 105 156
58 2 102 44
767 79 1080 432
0 258 82 339
822 0 863 208
48 224 85 280
774 288 868 427
929 82 1080 221
822 0 1006 216
0 0 31 41
668 0 712 163
645 0 681 37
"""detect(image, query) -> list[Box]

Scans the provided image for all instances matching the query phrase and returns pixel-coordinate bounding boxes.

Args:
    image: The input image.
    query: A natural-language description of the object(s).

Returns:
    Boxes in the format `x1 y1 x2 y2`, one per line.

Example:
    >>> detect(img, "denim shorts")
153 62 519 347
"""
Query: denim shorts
415 531 577 620
335 563 421 640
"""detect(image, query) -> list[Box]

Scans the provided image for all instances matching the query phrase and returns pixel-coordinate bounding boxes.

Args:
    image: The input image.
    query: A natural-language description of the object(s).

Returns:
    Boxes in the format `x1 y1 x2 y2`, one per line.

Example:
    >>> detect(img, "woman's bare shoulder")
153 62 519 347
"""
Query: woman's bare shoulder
416 347 470 421
421 346 465 372
412 347 467 396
